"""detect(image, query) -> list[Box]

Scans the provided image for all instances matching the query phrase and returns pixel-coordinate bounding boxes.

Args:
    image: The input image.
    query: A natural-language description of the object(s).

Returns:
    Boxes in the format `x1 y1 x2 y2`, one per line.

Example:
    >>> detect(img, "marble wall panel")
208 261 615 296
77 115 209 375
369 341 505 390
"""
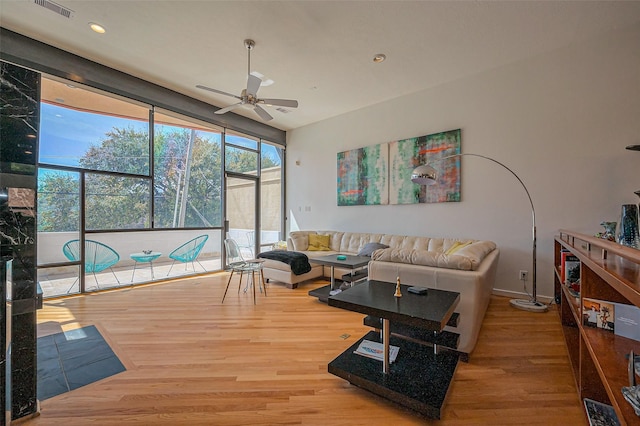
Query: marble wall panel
1 60 39 421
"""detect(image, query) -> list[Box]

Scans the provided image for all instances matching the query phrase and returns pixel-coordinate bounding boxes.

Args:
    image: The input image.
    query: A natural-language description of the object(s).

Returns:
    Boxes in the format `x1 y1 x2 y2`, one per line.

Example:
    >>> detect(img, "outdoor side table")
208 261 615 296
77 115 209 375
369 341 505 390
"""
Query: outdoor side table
130 251 162 282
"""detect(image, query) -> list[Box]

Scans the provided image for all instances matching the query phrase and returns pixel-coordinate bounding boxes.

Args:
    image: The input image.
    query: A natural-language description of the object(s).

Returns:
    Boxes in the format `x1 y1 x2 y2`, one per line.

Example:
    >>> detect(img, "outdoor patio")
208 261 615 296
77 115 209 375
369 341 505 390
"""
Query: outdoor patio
37 229 261 298
37 255 225 297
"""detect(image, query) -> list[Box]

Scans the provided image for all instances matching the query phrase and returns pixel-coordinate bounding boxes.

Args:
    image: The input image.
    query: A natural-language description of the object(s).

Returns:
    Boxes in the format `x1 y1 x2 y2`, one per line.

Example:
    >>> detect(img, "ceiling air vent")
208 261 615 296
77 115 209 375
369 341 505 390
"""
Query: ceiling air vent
34 0 73 18
275 108 290 114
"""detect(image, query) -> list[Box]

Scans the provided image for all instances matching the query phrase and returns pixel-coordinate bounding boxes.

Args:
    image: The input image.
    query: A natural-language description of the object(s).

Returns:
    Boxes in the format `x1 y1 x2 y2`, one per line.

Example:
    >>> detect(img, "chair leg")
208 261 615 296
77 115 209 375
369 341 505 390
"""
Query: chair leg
110 267 120 284
252 270 256 305
66 276 80 294
221 269 235 303
166 260 176 276
260 269 267 297
237 271 244 293
92 272 101 290
196 259 206 272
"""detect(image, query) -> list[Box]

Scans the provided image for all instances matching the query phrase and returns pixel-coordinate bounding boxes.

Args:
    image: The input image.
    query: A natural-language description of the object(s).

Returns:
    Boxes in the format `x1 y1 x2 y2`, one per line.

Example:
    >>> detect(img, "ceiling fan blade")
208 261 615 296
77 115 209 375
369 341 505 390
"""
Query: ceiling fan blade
246 74 261 97
214 103 243 115
196 85 241 100
259 99 299 108
253 105 273 121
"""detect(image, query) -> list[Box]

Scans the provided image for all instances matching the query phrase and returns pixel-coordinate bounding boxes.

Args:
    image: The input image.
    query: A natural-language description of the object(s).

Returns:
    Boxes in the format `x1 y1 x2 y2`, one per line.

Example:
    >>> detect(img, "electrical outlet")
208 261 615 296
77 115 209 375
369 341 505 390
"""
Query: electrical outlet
519 270 528 281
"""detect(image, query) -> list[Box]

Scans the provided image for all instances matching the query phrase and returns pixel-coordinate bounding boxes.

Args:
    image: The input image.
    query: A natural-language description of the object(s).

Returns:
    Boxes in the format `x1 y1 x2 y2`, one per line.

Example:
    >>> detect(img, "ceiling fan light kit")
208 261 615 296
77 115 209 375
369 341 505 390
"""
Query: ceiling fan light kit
196 39 298 122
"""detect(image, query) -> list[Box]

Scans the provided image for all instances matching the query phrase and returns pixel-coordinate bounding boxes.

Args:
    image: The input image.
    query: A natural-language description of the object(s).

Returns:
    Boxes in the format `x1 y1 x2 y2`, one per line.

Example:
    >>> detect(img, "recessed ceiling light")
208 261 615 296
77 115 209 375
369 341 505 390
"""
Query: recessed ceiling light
89 22 106 34
373 54 386 63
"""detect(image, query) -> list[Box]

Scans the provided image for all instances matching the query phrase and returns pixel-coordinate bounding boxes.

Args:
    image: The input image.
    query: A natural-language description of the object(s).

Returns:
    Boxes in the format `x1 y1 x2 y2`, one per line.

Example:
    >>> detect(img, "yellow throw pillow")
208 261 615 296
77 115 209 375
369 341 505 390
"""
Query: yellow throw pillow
308 234 331 251
445 241 472 255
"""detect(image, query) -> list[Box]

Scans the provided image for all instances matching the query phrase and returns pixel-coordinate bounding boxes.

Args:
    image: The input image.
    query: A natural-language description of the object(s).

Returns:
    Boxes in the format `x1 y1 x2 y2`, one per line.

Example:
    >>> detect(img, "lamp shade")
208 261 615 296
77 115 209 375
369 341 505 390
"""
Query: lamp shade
411 165 438 185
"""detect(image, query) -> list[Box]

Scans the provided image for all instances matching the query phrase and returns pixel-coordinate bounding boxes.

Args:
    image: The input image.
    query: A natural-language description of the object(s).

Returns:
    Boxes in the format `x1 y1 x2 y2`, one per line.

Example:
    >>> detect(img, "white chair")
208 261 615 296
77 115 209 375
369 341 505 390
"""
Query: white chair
221 238 266 304
237 231 255 258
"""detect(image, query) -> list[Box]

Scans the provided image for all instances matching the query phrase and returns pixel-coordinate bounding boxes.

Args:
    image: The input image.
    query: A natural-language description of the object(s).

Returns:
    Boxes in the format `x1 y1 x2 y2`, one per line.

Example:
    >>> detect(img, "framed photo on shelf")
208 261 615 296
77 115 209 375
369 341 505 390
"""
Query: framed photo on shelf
583 298 615 332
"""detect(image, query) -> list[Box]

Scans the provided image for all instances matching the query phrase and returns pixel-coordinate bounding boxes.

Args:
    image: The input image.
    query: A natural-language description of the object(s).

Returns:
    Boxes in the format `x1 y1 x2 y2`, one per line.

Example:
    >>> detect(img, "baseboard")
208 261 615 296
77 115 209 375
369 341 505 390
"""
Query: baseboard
491 288 554 304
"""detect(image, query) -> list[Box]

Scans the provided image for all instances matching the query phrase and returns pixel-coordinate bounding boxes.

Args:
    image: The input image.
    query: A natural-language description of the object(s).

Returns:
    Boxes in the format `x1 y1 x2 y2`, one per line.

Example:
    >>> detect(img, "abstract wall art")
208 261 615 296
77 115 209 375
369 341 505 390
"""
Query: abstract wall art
389 129 461 204
337 129 460 206
337 143 388 206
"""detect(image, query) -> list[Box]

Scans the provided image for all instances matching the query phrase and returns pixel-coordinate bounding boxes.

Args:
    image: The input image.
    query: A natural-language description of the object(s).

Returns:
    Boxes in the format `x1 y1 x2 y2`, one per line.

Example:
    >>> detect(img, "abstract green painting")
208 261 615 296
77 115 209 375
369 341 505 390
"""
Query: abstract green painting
389 129 461 204
337 143 389 206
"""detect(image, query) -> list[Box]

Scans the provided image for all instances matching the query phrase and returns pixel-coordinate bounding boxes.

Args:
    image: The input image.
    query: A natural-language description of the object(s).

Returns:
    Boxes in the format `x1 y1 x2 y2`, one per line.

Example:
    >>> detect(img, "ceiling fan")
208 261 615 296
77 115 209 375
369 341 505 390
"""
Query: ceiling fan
196 39 298 122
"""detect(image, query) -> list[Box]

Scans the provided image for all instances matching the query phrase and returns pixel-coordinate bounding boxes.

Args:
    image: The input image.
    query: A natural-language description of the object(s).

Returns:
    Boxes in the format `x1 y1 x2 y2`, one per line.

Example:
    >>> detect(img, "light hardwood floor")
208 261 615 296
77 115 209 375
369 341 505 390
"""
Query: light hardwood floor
28 273 586 425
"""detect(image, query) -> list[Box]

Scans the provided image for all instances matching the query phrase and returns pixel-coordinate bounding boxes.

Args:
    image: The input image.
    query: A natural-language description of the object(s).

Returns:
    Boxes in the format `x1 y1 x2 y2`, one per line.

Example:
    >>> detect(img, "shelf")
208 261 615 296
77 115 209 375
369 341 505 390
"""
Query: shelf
560 284 581 325
328 330 459 419
582 327 640 421
363 315 461 350
555 231 640 426
557 230 640 306
341 269 368 283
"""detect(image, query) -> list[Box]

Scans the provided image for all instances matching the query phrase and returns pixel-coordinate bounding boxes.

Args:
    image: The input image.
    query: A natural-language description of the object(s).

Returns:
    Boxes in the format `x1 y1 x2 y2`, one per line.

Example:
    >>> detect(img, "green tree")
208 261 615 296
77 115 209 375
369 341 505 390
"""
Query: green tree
37 171 79 232
37 125 275 232
80 126 149 175
154 127 222 228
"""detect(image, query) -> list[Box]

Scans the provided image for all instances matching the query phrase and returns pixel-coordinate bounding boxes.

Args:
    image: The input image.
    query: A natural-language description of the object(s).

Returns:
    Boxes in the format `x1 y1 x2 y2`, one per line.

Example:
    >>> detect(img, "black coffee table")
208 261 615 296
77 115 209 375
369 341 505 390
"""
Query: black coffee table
307 254 370 302
327 280 460 419
309 253 370 289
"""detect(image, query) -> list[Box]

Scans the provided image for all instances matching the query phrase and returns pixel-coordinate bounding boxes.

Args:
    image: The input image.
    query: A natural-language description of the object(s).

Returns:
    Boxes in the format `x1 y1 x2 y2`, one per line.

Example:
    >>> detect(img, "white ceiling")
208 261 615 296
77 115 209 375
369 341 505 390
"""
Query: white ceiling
2 1 640 131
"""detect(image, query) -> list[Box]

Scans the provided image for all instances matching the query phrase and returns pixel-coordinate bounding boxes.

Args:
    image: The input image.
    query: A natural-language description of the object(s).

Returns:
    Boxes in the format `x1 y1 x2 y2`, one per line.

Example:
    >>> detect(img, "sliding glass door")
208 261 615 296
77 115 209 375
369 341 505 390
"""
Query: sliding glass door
225 173 258 260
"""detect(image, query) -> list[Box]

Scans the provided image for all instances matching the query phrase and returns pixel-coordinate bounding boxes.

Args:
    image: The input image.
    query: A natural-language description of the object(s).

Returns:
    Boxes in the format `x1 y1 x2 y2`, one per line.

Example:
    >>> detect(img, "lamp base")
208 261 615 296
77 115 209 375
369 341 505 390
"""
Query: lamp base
509 298 548 313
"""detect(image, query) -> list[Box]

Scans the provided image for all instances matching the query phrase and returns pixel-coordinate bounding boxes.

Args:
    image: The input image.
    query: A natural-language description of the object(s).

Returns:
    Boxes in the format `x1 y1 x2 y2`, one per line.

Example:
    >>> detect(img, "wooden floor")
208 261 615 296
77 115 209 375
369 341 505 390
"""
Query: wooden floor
28 273 586 425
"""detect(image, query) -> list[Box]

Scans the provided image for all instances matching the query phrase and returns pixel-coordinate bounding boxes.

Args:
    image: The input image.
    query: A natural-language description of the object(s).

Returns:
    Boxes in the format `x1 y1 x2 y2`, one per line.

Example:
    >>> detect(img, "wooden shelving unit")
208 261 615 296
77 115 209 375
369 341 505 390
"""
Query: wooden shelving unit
555 230 640 425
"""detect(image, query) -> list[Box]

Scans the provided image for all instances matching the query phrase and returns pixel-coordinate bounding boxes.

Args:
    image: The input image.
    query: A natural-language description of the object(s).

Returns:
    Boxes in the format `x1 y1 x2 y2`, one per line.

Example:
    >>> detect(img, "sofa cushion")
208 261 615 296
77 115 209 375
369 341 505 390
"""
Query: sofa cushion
372 248 474 270
308 234 331 251
289 232 309 251
453 241 497 269
357 242 389 257
371 240 496 271
445 241 473 255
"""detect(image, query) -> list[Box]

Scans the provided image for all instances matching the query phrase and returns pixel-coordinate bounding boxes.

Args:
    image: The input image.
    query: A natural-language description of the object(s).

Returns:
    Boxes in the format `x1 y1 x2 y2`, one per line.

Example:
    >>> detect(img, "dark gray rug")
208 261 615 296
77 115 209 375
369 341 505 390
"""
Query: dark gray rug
37 325 125 400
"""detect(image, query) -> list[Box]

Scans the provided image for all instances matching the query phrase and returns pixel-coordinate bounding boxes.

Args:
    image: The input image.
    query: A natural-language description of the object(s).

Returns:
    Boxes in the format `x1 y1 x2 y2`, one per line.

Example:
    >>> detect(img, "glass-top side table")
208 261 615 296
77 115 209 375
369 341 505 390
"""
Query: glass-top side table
130 251 162 282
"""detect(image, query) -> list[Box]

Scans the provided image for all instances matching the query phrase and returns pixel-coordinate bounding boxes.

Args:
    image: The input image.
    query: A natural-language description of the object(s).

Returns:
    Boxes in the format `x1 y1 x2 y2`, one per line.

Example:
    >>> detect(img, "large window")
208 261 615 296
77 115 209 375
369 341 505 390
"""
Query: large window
260 142 283 250
85 173 151 230
225 130 259 174
154 110 222 228
39 78 150 174
35 75 283 298
37 168 80 234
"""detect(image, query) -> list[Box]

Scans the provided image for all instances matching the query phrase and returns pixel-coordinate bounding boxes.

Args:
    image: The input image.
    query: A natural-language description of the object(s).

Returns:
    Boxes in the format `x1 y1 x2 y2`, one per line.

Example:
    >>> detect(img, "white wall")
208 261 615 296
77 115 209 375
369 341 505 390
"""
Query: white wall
285 23 640 301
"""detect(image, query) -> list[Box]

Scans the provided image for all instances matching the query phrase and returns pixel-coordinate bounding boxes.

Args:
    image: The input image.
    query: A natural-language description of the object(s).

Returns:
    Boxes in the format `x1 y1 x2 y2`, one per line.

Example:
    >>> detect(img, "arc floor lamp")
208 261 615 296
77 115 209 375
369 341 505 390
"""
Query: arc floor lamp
411 153 547 313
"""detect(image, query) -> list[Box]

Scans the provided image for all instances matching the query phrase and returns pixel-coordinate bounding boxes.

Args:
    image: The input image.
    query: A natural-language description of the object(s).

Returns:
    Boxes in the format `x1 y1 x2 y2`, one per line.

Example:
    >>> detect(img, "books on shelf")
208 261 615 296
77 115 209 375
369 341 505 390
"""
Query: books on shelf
354 339 399 363
583 398 621 426
561 250 580 285
614 303 640 342
583 298 615 332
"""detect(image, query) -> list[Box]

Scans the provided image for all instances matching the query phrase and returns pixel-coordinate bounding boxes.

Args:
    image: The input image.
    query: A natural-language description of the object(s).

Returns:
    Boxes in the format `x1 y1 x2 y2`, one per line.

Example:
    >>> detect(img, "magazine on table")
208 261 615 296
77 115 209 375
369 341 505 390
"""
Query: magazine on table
354 339 399 363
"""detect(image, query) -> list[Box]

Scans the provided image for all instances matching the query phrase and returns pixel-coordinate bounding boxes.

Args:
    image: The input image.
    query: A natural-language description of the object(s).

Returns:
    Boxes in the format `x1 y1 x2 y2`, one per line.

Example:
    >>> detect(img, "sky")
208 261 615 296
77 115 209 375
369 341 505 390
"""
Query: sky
38 102 281 168
39 103 147 167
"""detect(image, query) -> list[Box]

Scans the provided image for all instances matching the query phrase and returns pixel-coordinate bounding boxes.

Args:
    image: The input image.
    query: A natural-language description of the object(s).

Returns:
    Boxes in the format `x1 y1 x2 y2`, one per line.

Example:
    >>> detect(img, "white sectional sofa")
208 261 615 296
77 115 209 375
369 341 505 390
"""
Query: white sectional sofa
261 230 499 358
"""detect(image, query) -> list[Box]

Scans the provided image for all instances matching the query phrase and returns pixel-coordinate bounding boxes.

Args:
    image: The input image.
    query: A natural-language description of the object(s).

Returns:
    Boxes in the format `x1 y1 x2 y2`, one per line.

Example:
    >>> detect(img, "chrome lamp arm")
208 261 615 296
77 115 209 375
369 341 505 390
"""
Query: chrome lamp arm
411 153 545 312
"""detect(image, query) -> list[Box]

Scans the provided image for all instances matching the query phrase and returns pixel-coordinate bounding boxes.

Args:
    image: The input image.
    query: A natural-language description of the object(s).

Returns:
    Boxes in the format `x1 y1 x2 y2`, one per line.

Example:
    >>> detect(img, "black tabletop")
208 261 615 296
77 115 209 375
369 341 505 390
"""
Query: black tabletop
308 253 371 269
328 280 459 331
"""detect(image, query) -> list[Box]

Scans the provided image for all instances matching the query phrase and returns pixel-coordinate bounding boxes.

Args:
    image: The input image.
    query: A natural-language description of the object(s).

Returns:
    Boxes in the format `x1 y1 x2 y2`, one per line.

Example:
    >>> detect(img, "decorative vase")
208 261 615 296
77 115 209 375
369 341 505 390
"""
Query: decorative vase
618 204 640 249
599 221 617 242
